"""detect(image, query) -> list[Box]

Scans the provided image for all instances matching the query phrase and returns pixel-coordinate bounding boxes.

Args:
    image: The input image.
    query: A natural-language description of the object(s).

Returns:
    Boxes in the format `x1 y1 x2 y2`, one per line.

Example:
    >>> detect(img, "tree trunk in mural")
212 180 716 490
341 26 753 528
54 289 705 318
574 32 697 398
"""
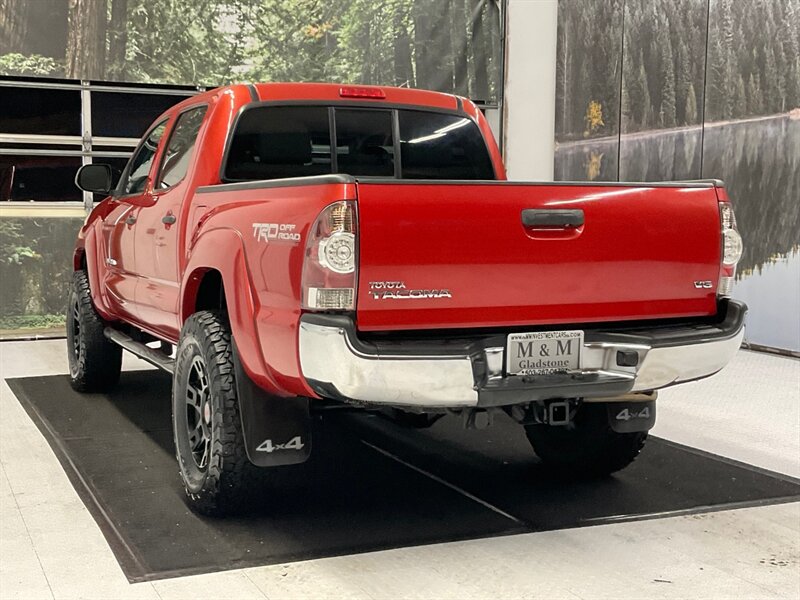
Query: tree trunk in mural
413 1 434 90
471 0 489 102
66 0 107 80
107 0 128 80
392 5 413 87
0 0 30 54
429 0 454 92
451 0 470 96
488 3 502 99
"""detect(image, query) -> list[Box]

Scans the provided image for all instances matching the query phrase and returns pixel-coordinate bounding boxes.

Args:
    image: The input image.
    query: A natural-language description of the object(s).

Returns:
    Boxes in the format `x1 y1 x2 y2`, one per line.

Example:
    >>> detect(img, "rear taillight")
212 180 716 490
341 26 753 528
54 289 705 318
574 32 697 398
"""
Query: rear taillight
301 201 358 310
718 201 743 297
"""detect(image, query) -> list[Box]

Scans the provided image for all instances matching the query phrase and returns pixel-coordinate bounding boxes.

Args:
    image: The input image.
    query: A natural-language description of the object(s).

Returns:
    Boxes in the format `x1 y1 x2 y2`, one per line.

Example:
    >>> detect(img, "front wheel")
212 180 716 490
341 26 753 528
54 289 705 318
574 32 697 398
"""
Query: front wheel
172 311 260 516
524 403 647 477
66 270 122 392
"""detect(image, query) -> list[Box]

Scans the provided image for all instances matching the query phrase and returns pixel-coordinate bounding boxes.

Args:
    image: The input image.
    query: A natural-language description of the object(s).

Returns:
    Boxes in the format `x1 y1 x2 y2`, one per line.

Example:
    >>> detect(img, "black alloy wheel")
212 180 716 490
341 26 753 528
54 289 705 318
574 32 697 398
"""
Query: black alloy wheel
185 356 213 470
69 296 82 376
172 310 261 516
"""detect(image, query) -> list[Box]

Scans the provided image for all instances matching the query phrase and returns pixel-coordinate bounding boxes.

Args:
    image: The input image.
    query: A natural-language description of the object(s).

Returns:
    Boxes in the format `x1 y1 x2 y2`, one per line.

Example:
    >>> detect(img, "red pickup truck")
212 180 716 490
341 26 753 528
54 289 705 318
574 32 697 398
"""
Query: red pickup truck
70 83 745 515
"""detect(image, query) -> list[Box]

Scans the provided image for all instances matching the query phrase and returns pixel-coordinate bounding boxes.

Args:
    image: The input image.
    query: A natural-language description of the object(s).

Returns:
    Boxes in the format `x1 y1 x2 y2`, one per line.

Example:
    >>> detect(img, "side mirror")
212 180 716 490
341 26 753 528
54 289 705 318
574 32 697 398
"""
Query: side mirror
75 164 113 194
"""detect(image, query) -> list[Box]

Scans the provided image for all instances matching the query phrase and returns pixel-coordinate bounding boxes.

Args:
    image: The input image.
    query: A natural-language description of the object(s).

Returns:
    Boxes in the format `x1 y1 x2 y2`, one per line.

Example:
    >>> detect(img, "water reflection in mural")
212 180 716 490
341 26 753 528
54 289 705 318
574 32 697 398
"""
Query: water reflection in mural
703 116 800 276
734 250 800 353
555 114 800 351
554 124 703 183
555 0 800 352
556 115 800 278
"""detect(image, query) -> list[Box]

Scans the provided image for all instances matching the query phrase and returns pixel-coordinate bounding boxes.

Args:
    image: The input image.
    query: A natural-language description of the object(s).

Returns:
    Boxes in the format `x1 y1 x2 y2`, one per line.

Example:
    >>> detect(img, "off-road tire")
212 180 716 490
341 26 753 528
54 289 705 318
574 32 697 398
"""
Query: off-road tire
172 310 261 516
524 403 647 477
66 270 122 392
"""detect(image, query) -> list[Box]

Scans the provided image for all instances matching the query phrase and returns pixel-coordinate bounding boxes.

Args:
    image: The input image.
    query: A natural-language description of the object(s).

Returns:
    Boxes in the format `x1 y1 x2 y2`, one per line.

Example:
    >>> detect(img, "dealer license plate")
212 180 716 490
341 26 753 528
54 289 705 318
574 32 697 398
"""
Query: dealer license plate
506 330 583 376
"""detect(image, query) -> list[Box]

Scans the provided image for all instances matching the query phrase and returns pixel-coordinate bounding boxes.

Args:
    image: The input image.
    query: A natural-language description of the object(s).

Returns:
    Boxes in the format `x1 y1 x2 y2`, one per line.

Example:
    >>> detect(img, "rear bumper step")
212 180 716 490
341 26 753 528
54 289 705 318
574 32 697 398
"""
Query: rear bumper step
299 300 746 408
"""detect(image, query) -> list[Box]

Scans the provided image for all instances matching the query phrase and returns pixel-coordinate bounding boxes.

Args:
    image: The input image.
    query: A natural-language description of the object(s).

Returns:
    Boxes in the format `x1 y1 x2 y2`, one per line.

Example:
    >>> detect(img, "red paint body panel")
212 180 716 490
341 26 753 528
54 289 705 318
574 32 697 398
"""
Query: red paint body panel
355 183 722 331
184 182 356 397
73 82 726 400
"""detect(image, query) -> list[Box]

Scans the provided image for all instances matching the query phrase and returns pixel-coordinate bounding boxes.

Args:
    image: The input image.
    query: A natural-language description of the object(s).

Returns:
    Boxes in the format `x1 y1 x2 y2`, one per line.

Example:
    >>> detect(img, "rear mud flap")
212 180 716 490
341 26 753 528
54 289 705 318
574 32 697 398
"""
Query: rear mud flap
607 401 656 433
232 344 311 467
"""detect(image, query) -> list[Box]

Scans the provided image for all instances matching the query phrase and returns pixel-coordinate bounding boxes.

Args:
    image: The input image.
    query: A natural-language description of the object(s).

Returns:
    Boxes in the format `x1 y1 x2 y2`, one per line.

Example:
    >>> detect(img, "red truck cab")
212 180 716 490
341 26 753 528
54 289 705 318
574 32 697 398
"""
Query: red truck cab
68 83 745 515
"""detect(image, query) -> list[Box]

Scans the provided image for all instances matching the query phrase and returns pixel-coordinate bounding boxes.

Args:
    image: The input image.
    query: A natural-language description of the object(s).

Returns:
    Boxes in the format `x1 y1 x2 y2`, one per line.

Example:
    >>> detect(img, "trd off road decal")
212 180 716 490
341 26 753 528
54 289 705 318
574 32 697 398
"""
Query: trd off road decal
252 223 301 244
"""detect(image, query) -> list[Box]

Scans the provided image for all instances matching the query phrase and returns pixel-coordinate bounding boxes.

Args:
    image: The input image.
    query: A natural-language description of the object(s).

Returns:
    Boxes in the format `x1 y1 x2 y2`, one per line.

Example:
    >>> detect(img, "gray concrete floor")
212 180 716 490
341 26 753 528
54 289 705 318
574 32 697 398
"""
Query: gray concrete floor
1 340 798 599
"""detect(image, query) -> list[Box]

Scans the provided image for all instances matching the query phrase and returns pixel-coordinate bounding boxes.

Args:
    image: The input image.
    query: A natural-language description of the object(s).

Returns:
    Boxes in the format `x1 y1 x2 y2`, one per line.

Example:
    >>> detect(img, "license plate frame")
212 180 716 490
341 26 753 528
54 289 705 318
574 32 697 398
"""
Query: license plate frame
505 330 583 376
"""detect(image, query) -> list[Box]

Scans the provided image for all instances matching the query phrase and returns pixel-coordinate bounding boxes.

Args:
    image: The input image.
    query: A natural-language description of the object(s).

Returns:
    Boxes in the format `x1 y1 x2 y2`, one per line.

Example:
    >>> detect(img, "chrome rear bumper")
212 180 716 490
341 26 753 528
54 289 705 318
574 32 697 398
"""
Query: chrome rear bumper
298 300 746 409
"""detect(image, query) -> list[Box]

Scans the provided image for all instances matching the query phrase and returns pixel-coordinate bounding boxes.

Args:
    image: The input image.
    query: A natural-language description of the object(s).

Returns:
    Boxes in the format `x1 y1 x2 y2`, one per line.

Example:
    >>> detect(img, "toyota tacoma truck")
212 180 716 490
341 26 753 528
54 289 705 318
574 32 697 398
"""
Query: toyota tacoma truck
69 83 746 515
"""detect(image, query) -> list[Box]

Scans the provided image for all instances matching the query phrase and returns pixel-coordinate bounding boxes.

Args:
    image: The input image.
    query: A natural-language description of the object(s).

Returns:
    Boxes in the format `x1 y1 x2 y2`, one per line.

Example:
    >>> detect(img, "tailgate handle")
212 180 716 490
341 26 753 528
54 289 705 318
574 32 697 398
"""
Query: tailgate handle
522 209 584 228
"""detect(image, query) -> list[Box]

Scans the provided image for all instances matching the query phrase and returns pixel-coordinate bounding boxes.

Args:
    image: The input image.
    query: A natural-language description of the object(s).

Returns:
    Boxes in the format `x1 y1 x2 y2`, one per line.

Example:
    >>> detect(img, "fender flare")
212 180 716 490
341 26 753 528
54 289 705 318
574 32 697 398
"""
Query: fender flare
181 227 280 394
182 227 311 467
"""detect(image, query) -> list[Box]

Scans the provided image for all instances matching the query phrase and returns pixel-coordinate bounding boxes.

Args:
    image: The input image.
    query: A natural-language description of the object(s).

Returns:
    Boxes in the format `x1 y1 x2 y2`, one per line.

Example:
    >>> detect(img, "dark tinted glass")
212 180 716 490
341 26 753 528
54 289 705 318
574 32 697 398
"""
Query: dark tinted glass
0 88 81 135
0 155 82 201
92 92 186 138
121 120 167 195
335 109 394 177
398 111 494 179
223 106 495 182
224 106 331 181
157 106 207 189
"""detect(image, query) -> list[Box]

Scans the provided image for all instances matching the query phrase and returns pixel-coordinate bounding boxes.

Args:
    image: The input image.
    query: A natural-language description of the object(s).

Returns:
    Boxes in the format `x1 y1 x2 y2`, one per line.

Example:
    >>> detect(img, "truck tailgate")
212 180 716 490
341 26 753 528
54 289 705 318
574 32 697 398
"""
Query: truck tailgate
355 181 722 331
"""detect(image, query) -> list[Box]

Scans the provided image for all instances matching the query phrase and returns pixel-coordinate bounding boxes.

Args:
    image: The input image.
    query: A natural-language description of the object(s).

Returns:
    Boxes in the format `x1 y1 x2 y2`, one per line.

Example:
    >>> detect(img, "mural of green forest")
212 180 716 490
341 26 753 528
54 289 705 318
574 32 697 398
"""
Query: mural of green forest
554 0 800 352
0 217 83 334
0 0 503 103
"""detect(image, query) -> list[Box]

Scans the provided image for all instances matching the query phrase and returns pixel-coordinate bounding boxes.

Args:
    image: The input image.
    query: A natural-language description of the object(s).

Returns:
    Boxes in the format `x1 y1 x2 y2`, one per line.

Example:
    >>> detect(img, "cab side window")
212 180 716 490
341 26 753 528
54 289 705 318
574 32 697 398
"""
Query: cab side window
121 120 167 195
157 106 207 189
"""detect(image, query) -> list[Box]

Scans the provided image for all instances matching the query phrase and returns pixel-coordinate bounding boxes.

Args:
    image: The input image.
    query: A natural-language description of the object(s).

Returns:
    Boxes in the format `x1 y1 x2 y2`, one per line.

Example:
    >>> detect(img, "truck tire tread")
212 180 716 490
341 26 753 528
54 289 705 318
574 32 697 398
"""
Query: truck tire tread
174 310 261 516
67 270 122 392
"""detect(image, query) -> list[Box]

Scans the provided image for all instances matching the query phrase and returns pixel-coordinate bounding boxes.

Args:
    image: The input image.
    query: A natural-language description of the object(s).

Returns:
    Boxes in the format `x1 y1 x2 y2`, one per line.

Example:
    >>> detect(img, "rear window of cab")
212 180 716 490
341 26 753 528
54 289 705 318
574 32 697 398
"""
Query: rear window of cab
222 105 495 182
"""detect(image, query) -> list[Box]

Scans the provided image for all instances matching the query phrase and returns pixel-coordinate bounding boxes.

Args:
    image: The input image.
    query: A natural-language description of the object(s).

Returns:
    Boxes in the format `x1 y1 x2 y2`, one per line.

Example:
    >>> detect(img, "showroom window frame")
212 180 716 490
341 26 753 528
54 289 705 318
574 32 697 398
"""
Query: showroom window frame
1 0 506 212
0 77 204 212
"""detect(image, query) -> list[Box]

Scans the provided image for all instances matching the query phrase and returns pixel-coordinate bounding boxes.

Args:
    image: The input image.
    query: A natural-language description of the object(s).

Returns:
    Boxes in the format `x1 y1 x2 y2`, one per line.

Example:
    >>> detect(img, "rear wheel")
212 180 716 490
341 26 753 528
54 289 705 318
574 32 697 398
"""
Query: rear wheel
66 270 122 392
524 403 647 477
172 311 260 516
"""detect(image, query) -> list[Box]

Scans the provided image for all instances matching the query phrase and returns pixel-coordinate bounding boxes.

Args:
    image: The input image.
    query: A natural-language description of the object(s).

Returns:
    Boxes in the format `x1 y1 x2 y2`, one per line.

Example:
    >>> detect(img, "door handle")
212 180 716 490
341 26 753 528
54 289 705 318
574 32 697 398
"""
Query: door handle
162 214 177 225
125 215 137 226
521 209 584 228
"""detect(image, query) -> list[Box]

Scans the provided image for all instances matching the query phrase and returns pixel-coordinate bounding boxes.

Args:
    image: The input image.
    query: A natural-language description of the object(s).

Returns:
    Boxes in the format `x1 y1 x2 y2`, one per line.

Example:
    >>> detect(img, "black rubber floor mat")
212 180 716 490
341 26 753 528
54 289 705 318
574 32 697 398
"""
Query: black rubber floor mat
7 371 800 582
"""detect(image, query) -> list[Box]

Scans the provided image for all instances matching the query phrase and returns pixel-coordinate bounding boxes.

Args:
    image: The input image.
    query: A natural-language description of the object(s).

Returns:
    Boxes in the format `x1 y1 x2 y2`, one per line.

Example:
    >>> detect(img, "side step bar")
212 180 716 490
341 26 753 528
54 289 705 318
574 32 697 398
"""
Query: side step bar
104 328 175 374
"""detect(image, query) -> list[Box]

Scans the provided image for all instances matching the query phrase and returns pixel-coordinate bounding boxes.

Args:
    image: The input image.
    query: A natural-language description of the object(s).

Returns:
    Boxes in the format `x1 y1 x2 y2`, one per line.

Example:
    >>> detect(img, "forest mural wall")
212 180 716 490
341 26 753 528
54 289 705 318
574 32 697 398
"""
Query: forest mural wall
0 0 503 103
555 0 800 353
0 0 502 335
